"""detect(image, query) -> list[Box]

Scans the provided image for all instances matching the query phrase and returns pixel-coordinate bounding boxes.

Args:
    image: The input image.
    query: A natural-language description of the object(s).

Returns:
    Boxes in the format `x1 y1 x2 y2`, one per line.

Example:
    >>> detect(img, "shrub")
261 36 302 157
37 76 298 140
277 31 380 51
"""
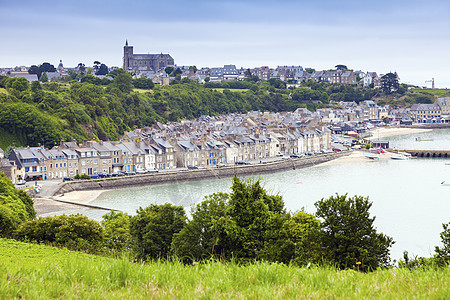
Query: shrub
14 214 104 253
0 172 35 237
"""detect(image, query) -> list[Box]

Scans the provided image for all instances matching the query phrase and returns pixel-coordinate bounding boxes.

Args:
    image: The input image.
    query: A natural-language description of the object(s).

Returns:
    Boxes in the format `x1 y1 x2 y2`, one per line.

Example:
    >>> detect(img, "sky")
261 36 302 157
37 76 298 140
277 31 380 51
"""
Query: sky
1 0 450 87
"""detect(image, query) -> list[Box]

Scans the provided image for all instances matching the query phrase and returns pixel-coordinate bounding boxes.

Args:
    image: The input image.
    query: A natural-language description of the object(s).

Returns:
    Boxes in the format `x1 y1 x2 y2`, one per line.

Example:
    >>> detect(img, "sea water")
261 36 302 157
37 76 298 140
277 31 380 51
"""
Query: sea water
53 129 450 260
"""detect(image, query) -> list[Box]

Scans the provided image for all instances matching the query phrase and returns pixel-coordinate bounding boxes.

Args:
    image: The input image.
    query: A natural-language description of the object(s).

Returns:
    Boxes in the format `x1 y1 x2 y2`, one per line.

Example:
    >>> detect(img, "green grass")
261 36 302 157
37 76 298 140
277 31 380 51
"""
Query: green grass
0 127 26 151
1 239 449 299
212 88 249 93
410 88 450 97
133 88 154 94
0 88 7 94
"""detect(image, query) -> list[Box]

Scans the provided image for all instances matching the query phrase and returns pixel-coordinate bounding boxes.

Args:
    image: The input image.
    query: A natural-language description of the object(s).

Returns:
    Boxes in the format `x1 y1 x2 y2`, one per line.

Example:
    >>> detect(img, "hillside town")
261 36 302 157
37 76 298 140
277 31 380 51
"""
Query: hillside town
1 92 449 185
1 41 450 184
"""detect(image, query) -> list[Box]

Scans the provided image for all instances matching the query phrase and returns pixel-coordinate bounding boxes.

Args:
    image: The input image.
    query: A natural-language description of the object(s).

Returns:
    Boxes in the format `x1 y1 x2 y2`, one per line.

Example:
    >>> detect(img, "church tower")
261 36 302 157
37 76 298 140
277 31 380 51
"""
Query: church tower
123 40 133 70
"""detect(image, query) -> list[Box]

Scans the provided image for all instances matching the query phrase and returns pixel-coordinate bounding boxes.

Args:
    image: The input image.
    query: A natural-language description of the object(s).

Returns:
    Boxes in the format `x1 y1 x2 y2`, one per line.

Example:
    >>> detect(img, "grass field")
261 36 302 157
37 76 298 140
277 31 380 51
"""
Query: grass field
410 88 450 97
212 88 249 93
1 238 449 299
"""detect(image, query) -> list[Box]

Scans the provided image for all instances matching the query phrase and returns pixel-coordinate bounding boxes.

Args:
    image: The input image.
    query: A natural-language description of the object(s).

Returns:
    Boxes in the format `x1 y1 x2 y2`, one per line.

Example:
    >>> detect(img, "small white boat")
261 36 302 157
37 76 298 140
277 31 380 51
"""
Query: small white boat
391 154 409 160
441 181 450 186
416 137 433 142
365 153 379 160
397 152 412 157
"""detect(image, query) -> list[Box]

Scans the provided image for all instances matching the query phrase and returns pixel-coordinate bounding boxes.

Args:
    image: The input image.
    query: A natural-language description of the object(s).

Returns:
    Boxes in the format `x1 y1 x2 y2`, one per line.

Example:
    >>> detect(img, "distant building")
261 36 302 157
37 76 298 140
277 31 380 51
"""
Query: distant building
123 40 174 73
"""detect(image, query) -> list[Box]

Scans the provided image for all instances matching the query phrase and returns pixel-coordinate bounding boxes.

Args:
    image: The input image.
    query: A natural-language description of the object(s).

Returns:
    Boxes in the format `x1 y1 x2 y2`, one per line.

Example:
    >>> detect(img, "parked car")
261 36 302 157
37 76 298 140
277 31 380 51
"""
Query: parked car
187 165 199 169
90 173 100 179
62 177 73 182
17 179 26 185
332 148 341 152
146 168 159 173
98 172 110 178
111 172 125 177
235 160 251 165
290 153 303 158
124 171 136 176
305 152 314 156
276 151 284 157
217 163 227 167
136 169 147 174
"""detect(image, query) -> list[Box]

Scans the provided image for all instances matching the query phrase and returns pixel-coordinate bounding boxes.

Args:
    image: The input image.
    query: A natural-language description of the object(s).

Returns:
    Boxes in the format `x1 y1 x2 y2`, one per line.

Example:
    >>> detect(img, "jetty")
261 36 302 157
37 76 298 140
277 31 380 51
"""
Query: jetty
399 150 450 158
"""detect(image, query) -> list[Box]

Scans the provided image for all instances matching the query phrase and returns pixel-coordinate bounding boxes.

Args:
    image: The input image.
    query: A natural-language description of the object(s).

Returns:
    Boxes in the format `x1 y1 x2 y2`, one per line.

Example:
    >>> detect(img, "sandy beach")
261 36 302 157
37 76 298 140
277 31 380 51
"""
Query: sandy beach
366 127 432 140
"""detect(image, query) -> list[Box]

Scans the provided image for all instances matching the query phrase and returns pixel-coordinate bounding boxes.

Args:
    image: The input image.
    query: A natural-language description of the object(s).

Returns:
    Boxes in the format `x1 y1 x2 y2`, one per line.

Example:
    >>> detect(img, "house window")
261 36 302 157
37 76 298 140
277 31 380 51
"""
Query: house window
32 166 37 172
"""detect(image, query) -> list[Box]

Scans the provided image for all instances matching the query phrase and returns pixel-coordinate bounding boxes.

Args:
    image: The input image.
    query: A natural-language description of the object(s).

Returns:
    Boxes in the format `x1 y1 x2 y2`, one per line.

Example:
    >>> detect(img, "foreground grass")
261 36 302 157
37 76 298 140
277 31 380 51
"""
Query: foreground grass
1 239 449 299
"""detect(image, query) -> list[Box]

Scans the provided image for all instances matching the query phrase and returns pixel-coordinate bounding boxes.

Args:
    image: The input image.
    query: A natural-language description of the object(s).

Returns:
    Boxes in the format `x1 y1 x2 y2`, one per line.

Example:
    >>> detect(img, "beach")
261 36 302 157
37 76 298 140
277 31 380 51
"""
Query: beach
367 127 432 140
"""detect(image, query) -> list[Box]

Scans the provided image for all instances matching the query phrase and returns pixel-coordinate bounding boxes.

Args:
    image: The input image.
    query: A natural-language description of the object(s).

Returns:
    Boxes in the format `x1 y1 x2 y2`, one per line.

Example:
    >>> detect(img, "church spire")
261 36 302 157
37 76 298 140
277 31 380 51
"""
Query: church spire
125 39 128 46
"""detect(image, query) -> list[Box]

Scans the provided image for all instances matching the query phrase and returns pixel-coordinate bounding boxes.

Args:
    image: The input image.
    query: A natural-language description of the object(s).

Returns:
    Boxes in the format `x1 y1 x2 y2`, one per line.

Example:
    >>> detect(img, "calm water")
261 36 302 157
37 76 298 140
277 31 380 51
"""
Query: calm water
54 129 450 260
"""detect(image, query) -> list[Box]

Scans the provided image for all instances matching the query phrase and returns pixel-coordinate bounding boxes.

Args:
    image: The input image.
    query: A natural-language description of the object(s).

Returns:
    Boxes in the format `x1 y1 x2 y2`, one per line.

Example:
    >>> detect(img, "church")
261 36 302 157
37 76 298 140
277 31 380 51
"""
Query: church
123 40 175 73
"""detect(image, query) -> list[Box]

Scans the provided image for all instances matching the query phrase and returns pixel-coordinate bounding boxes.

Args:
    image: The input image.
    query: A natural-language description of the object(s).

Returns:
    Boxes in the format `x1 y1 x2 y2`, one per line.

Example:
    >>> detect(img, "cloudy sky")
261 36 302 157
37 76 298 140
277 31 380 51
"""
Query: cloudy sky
1 0 450 87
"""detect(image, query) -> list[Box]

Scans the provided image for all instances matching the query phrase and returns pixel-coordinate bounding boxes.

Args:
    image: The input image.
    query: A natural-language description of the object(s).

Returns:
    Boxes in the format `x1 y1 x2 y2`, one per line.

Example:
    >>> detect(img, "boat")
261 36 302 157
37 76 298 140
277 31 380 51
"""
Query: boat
391 154 409 160
415 137 433 142
441 181 450 186
365 153 379 160
397 152 412 157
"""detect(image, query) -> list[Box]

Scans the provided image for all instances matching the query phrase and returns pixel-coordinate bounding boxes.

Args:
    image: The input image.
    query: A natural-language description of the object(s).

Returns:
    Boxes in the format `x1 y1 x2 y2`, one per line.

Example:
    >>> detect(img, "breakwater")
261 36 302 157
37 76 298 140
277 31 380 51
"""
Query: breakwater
55 151 350 195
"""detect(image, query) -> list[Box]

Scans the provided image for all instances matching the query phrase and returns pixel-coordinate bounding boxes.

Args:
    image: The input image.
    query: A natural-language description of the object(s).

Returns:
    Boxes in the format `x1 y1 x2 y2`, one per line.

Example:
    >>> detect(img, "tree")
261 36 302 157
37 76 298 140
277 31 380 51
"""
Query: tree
77 63 86 76
101 210 132 252
189 65 197 73
130 203 186 260
133 77 155 90
434 222 450 266
335 64 348 70
111 69 133 93
0 172 36 237
315 193 394 271
381 73 399 95
171 193 230 262
225 176 286 259
40 72 48 83
164 66 174 75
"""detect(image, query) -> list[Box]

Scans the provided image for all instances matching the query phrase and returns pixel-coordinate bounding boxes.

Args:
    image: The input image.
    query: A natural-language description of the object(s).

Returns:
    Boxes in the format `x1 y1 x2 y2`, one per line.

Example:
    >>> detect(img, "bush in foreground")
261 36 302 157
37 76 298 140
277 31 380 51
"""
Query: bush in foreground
0 172 35 237
14 214 104 253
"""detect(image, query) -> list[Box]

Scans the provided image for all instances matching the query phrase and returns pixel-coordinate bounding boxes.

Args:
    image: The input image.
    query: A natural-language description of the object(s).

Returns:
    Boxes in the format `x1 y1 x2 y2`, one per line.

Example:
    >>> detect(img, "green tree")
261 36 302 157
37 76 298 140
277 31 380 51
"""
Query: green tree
381 73 399 95
171 193 230 262
164 66 174 75
40 72 48 83
130 203 186 260
111 69 133 93
315 193 394 271
335 64 348 70
101 210 131 253
226 176 286 260
0 172 35 237
434 222 450 266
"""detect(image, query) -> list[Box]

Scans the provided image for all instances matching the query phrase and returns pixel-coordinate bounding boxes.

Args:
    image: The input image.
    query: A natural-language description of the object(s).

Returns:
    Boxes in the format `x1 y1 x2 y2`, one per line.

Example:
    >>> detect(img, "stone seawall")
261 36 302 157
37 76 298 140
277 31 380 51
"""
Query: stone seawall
400 124 450 129
55 152 350 195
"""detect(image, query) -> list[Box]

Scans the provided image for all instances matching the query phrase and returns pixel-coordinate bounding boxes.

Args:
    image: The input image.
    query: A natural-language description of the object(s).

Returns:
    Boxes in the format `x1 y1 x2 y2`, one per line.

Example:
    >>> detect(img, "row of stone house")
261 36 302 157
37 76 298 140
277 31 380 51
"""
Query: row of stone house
3 126 330 182
409 98 450 123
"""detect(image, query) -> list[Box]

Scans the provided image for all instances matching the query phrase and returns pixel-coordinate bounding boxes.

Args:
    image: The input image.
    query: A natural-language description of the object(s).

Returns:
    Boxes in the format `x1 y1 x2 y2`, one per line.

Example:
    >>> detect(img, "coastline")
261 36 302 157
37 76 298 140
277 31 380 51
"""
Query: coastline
32 126 439 217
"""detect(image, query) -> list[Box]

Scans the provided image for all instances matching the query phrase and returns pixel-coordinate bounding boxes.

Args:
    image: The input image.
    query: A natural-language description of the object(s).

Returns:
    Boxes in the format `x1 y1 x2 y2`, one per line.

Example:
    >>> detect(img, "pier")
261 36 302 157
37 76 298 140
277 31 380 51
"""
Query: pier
400 150 450 158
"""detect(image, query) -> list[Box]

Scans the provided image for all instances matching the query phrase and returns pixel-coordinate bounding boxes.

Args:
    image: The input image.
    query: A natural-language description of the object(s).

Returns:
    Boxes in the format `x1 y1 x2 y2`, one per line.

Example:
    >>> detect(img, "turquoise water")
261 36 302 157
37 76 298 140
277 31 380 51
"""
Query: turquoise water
55 129 450 260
